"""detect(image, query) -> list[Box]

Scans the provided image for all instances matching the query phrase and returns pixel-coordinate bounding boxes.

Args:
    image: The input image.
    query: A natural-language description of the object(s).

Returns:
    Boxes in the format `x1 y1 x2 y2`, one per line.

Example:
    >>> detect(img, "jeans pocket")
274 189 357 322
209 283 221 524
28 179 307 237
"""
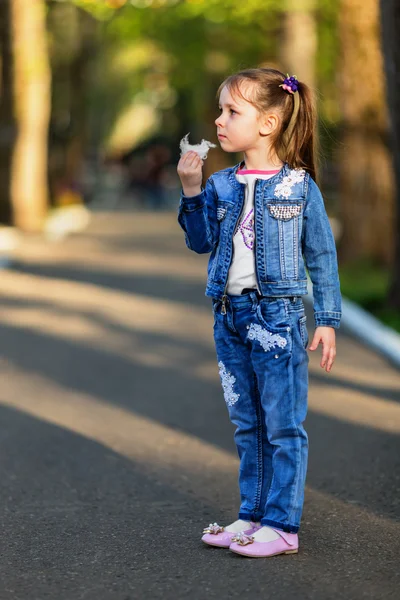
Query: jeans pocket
256 298 291 334
299 315 309 349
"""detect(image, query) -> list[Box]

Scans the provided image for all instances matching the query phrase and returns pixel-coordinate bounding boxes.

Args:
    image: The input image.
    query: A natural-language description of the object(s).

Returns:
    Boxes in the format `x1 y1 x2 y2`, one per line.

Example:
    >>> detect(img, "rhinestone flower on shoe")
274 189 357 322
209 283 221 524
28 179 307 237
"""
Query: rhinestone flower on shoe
231 532 254 546
203 522 224 535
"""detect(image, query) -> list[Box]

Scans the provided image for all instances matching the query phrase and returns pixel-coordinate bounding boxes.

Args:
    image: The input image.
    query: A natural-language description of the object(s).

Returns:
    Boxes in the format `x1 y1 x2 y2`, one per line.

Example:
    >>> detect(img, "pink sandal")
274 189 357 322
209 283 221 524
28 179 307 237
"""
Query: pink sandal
201 522 261 548
229 528 299 557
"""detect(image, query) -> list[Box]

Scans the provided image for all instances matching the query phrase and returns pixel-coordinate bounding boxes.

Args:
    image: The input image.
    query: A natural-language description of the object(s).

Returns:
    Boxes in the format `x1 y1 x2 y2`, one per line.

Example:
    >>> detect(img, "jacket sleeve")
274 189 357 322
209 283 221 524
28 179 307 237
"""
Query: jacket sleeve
177 175 219 254
301 175 342 329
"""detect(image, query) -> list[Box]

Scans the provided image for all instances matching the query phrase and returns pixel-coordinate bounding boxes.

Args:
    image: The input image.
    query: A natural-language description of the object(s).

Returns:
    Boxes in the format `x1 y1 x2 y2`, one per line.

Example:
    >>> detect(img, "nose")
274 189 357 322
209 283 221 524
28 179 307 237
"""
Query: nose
215 113 223 127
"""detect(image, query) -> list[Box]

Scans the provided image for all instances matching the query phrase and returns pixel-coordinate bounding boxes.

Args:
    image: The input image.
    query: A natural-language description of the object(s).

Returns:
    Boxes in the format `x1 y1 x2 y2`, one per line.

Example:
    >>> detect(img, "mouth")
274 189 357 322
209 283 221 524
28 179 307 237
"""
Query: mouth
217 134 227 140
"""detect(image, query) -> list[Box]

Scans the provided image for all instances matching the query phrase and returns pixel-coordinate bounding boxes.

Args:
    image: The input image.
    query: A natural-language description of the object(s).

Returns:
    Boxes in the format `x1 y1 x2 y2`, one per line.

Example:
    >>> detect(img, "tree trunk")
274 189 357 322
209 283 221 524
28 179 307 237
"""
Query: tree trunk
47 3 98 206
10 0 51 231
379 0 400 310
280 0 317 91
65 10 97 201
279 0 323 190
0 0 15 224
337 0 395 266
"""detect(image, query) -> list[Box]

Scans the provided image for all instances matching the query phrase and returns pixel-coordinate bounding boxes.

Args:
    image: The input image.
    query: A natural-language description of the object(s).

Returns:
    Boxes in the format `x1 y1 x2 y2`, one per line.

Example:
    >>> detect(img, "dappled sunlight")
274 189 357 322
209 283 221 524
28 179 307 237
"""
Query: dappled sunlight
331 336 400 382
12 212 207 282
315 355 400 386
0 358 399 551
2 208 400 439
0 360 236 504
307 380 400 434
0 303 193 369
107 103 160 156
1 264 400 435
196 360 400 434
13 248 206 282
18 211 187 241
0 270 213 348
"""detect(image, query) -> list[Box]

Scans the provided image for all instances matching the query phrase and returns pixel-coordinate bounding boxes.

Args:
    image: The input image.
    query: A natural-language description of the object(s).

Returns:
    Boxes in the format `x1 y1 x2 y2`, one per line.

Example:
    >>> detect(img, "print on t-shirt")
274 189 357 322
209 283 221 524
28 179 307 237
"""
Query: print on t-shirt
227 168 280 295
236 208 254 250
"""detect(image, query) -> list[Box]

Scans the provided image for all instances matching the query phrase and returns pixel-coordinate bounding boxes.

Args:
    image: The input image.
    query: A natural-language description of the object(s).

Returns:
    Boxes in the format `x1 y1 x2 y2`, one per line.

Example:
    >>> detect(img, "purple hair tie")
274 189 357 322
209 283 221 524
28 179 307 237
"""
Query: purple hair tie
279 74 299 94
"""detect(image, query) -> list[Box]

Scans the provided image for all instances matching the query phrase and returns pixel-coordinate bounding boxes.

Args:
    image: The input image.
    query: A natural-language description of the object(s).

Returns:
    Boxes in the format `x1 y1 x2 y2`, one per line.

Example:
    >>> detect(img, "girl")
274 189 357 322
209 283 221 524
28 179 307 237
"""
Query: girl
176 68 341 558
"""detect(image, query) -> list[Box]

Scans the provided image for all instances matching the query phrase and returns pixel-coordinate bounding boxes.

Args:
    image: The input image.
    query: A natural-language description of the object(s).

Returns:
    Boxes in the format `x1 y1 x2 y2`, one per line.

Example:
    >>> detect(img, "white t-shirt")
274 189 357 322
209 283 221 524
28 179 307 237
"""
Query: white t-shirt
226 168 280 295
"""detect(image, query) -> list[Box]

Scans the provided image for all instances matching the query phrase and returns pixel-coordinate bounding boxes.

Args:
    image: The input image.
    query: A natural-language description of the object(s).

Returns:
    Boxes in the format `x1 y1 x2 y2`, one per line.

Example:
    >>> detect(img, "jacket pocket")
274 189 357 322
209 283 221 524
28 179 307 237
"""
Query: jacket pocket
267 203 302 221
265 200 304 280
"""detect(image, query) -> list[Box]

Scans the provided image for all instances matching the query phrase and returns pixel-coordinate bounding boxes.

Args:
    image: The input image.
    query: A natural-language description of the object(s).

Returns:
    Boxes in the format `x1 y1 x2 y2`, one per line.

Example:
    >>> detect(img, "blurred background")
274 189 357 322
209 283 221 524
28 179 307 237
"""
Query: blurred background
0 0 399 330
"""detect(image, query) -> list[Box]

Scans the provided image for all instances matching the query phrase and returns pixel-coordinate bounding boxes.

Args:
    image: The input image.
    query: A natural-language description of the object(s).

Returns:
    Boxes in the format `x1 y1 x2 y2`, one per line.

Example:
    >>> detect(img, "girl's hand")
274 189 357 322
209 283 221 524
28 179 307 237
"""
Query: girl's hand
308 326 336 372
177 151 204 197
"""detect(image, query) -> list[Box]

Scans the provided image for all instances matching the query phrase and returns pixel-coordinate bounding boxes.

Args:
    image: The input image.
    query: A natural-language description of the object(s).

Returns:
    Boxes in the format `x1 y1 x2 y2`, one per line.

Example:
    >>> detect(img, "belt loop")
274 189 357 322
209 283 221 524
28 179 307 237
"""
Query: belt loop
282 297 290 317
250 291 259 311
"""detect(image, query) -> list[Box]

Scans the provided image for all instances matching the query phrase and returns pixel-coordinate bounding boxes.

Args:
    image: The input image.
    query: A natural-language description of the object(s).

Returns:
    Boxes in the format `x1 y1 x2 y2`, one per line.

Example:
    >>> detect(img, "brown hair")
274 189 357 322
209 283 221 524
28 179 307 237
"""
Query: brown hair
217 67 318 182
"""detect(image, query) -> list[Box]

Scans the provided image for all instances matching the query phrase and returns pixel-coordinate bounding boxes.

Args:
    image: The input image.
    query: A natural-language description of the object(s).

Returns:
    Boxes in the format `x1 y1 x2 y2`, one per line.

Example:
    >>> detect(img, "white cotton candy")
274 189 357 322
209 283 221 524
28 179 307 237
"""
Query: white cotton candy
179 132 216 160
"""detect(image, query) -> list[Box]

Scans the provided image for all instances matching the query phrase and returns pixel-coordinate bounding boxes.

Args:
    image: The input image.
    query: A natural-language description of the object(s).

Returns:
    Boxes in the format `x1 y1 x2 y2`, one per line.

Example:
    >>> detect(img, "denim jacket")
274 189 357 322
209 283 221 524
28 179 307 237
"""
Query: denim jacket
177 161 342 329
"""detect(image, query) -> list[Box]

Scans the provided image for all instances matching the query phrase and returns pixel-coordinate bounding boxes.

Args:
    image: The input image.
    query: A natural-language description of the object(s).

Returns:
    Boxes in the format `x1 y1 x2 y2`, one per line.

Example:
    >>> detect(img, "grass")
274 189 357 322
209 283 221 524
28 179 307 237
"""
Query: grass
338 258 400 334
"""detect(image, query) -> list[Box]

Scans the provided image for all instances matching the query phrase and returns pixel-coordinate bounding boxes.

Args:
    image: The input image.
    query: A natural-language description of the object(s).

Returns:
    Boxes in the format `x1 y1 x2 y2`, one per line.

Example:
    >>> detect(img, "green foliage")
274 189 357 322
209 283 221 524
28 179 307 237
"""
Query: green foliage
70 0 129 20
315 0 340 122
60 0 341 155
70 0 115 20
87 0 283 147
339 259 400 333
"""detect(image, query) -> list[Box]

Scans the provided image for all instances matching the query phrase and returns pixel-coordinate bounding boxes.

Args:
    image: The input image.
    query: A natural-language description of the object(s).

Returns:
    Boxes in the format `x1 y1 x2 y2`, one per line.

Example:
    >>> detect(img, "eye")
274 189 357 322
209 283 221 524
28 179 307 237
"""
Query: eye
217 107 237 115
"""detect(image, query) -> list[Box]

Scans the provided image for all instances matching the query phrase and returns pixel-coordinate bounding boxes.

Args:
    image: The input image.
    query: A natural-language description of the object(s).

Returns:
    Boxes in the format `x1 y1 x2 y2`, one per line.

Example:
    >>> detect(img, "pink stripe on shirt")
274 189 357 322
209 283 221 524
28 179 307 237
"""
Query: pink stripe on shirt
237 169 281 175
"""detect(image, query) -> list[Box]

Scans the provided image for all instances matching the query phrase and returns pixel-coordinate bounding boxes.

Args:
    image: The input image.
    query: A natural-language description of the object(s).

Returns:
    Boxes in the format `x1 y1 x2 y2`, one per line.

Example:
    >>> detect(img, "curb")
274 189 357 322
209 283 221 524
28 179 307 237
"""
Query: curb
304 276 400 369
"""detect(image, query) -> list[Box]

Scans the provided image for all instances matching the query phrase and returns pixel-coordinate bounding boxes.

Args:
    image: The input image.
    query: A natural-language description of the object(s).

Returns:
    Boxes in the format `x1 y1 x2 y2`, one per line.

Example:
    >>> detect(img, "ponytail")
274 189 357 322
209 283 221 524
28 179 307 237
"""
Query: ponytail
278 80 318 183
217 68 319 182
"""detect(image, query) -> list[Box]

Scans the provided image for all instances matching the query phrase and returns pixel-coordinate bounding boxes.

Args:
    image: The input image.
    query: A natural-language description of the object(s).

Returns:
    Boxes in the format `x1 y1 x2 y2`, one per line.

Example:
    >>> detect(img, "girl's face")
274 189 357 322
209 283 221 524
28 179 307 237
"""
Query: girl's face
215 84 266 153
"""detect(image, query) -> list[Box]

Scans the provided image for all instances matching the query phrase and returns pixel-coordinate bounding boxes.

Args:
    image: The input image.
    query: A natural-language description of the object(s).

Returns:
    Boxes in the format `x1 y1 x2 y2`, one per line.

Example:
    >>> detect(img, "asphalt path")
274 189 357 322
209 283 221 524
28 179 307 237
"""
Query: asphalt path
0 210 399 599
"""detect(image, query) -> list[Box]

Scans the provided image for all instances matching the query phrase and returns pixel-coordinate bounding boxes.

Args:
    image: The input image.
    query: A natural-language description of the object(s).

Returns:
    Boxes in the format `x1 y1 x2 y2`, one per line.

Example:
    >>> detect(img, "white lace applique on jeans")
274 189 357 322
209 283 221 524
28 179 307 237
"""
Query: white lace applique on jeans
246 323 287 352
274 169 305 199
218 361 240 407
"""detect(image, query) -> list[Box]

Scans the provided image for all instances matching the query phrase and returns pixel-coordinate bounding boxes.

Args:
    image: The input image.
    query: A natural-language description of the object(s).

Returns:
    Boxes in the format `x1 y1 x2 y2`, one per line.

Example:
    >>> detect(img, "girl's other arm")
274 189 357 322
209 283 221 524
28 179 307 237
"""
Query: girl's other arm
302 176 341 372
301 176 342 329
177 151 218 254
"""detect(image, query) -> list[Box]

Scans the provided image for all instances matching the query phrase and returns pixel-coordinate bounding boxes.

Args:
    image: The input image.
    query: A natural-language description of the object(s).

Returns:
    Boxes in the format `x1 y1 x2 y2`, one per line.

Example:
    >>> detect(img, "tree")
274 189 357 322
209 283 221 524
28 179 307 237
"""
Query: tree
10 0 51 231
0 0 15 224
337 0 395 266
280 0 317 91
380 0 400 309
48 1 98 205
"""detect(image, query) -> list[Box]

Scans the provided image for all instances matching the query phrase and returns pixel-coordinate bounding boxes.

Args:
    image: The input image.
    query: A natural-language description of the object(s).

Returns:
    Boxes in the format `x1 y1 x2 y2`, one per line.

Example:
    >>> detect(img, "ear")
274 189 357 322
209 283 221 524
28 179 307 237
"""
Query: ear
259 112 280 137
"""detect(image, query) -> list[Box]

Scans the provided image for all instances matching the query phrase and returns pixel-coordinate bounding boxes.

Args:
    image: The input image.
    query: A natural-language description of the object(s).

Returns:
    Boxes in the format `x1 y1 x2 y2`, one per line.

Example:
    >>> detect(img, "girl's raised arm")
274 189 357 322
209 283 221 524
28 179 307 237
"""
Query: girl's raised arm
177 152 219 254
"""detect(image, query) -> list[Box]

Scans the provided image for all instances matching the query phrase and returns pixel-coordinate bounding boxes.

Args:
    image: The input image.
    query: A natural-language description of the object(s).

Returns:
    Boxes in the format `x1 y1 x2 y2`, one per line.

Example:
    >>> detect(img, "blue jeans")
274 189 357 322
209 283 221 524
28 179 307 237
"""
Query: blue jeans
212 291 309 534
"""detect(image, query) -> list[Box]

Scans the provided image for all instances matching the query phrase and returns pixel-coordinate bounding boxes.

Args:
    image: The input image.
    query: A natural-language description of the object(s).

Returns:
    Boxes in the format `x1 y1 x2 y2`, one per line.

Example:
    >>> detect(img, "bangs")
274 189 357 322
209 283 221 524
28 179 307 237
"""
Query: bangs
216 75 258 106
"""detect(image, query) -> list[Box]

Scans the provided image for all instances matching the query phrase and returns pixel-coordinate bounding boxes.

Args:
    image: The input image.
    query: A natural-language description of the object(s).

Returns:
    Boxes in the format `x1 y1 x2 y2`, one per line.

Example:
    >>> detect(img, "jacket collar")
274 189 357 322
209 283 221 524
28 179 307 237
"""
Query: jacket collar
227 161 291 191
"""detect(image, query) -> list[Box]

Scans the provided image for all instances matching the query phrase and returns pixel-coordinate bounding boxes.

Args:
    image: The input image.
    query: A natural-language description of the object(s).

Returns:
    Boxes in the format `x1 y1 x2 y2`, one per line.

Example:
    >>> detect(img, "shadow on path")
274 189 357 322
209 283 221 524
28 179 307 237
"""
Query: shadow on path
0 211 399 599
